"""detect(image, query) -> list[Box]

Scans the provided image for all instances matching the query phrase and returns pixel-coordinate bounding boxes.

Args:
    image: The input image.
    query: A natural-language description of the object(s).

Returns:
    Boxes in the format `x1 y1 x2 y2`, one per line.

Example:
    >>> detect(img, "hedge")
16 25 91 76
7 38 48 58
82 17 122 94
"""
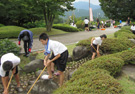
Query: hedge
111 48 135 64
53 24 79 32
0 39 21 57
114 32 135 39
80 55 124 76
76 38 134 54
54 48 135 94
54 69 124 94
0 26 25 39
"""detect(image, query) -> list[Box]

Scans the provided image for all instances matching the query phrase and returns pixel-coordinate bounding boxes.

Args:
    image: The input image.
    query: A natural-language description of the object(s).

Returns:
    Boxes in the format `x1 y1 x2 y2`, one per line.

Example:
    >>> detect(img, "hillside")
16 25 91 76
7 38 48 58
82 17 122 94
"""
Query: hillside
74 1 101 10
64 1 105 19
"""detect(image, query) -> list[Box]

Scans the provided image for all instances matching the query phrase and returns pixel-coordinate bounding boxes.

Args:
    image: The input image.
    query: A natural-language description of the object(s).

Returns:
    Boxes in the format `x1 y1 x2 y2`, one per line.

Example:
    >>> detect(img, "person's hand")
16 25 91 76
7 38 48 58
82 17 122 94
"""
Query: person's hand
91 44 93 46
18 41 20 45
12 67 16 74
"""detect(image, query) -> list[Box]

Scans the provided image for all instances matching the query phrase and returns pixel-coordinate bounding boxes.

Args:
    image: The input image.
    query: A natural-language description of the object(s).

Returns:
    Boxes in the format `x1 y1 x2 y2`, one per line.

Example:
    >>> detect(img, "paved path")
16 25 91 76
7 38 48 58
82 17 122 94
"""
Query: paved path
13 28 120 53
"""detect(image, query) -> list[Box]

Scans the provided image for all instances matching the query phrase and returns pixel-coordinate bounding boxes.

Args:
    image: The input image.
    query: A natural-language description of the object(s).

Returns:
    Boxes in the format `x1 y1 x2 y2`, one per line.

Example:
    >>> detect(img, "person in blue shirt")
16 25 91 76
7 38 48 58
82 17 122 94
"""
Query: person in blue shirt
18 30 33 57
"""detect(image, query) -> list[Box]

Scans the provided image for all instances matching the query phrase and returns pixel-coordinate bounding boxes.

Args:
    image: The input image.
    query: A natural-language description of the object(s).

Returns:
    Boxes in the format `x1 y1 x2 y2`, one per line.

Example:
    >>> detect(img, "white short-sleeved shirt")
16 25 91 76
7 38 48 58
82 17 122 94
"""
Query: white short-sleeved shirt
93 37 103 46
84 19 89 24
131 26 135 30
45 40 67 56
0 53 20 77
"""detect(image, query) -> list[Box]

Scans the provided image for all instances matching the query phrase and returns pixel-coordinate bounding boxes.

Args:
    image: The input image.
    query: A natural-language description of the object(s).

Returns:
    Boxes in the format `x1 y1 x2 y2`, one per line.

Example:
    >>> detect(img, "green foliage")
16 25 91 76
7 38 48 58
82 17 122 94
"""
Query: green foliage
53 24 79 32
0 26 25 38
29 27 68 37
0 24 4 27
0 26 69 39
77 38 134 54
76 20 84 30
81 56 124 76
99 0 135 20
100 38 134 54
23 20 46 28
0 39 20 57
114 32 135 39
114 26 135 39
111 48 135 64
54 69 124 94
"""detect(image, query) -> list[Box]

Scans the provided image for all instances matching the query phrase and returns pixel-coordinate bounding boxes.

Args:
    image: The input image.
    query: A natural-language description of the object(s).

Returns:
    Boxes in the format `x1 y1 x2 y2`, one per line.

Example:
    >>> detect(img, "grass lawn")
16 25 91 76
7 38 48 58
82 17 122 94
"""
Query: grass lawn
29 28 69 38
0 26 69 39
117 73 135 94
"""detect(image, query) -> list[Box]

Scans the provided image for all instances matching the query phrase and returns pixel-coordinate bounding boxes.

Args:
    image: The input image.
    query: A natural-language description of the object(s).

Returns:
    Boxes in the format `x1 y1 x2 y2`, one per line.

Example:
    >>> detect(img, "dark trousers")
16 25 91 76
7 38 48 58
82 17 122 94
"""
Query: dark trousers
24 41 30 55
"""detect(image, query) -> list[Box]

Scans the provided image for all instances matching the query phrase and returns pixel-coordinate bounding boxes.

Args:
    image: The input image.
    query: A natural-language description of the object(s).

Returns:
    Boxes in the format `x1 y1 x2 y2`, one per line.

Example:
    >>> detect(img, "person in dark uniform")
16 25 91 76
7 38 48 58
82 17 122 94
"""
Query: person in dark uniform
18 30 33 57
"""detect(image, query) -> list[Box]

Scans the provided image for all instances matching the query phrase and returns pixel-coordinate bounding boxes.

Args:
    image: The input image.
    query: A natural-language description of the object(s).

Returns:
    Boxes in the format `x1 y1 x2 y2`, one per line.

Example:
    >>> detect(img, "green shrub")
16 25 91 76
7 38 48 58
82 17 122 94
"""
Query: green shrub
23 21 46 28
100 38 134 54
80 55 124 76
114 32 135 39
77 38 134 54
76 20 84 29
53 24 79 32
0 39 20 57
111 48 135 64
23 22 37 28
54 69 124 94
121 26 131 31
0 24 4 27
0 26 25 39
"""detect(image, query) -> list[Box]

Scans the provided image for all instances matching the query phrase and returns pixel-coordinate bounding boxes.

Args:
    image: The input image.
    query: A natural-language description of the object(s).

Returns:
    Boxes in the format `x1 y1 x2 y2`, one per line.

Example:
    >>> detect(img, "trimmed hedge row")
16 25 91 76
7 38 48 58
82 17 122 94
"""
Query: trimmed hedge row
80 56 124 76
114 26 135 39
0 26 25 38
0 39 21 57
54 48 135 94
54 69 124 94
53 24 79 32
76 38 134 54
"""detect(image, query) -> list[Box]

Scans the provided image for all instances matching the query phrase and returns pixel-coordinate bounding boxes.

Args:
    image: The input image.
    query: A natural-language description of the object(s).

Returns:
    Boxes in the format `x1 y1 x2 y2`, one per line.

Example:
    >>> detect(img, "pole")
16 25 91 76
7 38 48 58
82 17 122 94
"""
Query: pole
89 0 90 23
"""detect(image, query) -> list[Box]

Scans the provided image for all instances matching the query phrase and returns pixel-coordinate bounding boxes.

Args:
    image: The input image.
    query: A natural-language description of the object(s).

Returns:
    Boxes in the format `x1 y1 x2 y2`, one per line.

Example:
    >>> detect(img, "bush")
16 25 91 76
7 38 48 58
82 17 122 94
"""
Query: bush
0 26 25 39
77 38 134 54
23 21 46 28
53 24 79 32
54 69 124 94
80 55 124 76
76 20 84 30
23 22 36 28
114 32 135 39
111 48 135 64
0 39 20 57
0 24 4 27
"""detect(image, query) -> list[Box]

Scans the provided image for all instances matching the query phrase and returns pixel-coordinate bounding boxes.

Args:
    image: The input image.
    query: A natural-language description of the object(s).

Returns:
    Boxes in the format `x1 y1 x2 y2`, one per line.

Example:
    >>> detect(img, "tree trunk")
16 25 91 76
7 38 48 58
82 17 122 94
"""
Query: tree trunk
46 23 52 31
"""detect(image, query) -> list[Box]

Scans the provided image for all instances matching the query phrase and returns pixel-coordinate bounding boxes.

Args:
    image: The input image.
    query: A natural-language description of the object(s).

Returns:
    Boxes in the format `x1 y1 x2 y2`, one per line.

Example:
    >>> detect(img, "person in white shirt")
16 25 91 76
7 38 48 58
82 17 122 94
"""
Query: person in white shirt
131 24 135 34
83 18 89 32
0 53 22 94
91 34 107 60
39 33 68 87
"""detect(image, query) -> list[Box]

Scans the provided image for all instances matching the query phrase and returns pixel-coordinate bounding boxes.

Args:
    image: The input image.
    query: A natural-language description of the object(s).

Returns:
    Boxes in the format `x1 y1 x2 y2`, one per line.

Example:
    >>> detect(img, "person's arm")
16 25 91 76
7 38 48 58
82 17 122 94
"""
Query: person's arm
91 37 95 45
12 67 16 74
47 54 61 66
37 50 45 53
44 54 50 66
97 45 99 52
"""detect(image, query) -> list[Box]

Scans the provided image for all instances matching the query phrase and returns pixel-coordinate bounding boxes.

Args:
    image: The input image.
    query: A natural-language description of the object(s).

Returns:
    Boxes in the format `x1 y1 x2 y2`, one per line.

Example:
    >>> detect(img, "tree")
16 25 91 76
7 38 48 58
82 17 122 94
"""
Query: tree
99 0 135 21
26 0 75 31
0 0 42 26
